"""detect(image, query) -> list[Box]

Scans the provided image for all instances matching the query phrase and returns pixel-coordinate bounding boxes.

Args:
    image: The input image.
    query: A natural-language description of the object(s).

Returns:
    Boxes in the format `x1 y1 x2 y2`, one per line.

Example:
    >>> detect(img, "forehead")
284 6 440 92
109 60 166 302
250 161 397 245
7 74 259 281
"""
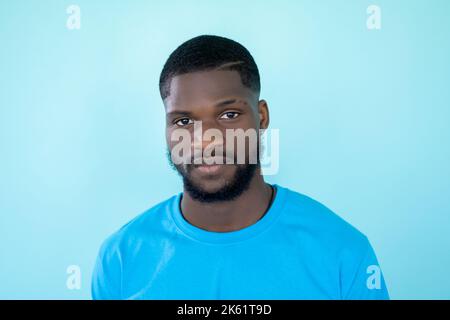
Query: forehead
164 69 255 111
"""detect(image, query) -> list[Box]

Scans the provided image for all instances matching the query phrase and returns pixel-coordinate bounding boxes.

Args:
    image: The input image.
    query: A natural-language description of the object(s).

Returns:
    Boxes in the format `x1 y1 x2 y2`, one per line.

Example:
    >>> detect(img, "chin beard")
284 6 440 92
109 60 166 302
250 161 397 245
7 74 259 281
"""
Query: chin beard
182 163 258 203
166 154 258 203
166 148 260 203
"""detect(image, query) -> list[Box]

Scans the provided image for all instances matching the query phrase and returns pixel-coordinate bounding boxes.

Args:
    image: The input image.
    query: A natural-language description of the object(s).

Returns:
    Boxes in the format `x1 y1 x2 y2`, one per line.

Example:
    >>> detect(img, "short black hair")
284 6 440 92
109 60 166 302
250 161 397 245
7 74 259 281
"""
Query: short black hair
159 35 260 100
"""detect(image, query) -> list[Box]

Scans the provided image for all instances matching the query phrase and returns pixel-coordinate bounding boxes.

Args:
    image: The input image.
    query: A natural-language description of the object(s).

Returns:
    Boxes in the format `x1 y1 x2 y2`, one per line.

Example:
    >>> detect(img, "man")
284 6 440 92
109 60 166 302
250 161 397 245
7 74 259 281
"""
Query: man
91 35 389 299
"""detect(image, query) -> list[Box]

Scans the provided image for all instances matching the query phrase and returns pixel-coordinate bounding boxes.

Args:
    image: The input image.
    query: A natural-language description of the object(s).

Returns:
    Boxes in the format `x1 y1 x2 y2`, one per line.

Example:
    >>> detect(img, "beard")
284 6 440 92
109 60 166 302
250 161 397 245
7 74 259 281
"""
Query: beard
166 149 259 203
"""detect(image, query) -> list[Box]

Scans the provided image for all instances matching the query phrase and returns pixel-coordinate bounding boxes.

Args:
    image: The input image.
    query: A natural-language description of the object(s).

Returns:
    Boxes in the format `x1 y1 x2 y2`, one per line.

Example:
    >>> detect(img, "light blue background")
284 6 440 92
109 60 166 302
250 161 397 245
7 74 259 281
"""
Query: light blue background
1 0 449 299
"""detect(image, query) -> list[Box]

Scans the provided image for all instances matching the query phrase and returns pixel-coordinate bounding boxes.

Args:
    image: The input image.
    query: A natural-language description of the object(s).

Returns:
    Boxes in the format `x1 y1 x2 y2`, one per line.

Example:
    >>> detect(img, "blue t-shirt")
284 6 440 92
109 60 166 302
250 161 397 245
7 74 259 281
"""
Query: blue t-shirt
92 184 389 299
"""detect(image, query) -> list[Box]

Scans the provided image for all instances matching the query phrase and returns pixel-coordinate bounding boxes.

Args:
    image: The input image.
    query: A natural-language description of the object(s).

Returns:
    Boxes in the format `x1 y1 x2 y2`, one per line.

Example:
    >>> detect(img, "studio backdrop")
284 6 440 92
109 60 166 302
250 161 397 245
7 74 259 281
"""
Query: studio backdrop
1 0 449 299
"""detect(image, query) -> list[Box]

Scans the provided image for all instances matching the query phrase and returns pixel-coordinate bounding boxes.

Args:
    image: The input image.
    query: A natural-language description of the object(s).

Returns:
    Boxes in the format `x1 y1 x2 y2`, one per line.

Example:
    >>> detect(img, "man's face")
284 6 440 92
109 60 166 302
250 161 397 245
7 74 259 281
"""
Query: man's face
164 69 267 202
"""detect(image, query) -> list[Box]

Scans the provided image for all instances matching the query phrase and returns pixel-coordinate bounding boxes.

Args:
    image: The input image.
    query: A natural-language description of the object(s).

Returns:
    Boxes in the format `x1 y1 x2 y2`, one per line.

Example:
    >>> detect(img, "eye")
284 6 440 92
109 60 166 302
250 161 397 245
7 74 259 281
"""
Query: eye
175 118 193 126
220 111 240 120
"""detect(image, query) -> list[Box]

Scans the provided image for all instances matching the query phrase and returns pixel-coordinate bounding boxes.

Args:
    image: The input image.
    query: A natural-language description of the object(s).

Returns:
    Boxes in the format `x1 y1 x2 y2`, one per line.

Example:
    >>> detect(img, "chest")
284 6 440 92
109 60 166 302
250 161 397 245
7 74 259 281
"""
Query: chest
120 239 341 299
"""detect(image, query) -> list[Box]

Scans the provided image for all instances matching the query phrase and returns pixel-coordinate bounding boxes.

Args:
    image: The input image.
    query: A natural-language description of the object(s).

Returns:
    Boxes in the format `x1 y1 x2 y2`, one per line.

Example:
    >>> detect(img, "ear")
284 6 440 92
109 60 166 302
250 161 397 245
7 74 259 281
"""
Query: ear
257 99 270 130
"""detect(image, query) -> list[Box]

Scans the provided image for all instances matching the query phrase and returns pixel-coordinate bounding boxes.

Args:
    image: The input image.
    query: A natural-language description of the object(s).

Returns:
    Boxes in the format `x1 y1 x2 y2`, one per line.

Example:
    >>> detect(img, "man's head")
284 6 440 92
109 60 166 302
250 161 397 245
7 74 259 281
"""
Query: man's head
160 35 269 202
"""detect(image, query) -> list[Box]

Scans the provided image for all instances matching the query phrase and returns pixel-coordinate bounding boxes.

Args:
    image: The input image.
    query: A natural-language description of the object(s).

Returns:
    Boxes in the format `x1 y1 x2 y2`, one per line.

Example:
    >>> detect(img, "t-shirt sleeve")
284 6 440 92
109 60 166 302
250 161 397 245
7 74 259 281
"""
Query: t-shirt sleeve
91 237 123 300
341 236 390 300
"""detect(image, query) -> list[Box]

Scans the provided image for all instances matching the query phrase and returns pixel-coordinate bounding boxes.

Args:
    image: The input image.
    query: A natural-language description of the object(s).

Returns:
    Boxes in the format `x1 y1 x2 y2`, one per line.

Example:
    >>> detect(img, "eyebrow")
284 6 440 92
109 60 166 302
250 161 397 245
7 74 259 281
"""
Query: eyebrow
215 99 237 107
166 99 248 117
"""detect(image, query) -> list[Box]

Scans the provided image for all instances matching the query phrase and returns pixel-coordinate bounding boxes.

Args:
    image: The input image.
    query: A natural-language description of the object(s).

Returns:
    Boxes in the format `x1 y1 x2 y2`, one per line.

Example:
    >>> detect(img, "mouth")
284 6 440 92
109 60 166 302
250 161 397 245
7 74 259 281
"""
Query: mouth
193 164 224 175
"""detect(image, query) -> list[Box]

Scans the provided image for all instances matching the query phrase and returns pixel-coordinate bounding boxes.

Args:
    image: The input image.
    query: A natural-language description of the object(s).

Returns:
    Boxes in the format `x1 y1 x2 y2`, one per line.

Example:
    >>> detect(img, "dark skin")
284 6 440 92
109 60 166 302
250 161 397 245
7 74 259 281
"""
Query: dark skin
164 69 275 232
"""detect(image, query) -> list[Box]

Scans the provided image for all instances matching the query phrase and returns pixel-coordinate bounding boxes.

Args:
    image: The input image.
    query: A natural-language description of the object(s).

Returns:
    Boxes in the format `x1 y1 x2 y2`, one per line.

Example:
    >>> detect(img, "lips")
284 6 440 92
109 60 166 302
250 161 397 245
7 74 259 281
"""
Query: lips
194 164 223 174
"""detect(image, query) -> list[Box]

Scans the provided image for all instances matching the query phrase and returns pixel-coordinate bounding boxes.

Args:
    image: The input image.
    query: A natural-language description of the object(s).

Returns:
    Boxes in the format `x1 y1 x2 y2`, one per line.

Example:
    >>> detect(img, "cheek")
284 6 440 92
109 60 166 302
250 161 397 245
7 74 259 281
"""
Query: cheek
165 128 173 145
166 129 182 151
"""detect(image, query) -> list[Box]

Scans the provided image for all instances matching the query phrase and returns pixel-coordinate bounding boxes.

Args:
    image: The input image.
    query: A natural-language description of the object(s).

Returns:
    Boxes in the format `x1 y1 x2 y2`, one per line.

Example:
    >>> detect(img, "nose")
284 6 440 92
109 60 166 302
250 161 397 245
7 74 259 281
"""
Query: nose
191 119 225 162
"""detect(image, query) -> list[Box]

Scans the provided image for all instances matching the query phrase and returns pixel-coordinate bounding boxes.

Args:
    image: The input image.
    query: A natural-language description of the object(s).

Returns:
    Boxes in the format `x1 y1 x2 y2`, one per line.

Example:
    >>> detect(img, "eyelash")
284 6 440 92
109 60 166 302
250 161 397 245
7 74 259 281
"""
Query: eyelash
174 111 241 127
174 118 193 126
220 111 240 120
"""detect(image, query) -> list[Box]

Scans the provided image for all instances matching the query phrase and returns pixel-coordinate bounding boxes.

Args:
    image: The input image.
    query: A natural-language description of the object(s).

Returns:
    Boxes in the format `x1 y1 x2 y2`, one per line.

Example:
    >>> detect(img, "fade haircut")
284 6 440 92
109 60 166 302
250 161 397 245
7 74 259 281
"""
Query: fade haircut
159 35 260 100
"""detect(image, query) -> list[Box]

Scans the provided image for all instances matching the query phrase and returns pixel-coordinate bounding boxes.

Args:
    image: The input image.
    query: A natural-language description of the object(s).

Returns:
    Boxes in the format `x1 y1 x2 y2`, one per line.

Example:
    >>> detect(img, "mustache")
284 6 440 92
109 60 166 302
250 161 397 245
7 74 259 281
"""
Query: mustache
166 149 233 166
190 156 235 166
166 147 260 167
191 149 234 164
172 148 236 164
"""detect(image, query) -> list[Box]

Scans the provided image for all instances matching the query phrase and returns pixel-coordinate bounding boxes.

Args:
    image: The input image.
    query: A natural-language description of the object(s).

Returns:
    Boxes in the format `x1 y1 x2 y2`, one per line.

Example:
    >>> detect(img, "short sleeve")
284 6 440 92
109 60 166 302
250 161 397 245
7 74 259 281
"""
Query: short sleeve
341 237 390 300
91 237 123 300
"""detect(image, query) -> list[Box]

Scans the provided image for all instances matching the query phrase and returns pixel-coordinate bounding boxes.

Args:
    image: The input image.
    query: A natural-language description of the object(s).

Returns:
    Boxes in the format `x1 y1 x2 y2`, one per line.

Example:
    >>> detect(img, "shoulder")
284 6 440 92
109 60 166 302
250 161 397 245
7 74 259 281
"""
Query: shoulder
96 194 179 258
278 185 370 254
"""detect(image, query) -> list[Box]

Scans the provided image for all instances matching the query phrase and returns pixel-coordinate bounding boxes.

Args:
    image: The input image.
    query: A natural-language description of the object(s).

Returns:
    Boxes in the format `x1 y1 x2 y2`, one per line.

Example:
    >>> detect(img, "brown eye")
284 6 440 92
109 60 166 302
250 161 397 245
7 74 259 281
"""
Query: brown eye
220 112 239 120
175 118 193 126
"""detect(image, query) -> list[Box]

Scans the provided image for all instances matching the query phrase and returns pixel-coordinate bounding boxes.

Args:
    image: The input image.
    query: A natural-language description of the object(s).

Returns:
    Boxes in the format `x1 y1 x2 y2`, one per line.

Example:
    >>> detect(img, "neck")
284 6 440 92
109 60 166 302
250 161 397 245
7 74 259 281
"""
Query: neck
180 169 274 232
